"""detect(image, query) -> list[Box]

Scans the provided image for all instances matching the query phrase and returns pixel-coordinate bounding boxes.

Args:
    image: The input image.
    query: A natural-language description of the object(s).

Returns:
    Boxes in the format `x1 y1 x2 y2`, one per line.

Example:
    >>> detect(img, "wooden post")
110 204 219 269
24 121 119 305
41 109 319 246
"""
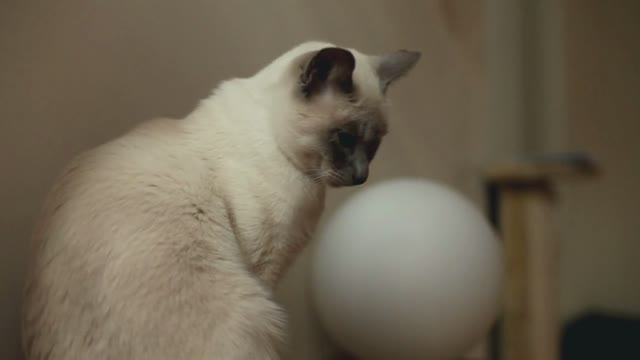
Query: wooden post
500 180 555 360
485 153 596 360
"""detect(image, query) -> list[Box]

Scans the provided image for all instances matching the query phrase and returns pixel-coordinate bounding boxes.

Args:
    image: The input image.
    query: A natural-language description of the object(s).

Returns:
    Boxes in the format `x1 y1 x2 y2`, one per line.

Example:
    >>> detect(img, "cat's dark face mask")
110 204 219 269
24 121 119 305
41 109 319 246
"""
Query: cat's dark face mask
326 122 382 187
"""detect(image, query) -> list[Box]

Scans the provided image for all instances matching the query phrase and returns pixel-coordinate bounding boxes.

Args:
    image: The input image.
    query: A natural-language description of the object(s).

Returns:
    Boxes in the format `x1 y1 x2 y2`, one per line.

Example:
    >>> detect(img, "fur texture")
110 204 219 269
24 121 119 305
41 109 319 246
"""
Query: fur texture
22 41 419 359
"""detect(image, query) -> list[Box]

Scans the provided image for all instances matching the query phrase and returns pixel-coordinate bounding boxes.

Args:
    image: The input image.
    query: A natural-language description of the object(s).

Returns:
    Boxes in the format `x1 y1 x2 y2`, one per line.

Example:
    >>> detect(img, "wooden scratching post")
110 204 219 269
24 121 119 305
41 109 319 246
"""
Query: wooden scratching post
485 153 597 360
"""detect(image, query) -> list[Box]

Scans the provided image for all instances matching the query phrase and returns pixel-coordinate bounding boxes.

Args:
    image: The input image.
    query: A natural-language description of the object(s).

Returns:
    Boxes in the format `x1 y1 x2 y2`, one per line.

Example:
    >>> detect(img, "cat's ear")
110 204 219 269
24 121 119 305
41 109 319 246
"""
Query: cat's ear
300 47 356 98
375 50 421 93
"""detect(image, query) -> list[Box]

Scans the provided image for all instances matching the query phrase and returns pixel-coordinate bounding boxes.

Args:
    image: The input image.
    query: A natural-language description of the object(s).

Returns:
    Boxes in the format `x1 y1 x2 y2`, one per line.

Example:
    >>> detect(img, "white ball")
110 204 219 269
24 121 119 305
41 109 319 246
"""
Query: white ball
309 178 503 360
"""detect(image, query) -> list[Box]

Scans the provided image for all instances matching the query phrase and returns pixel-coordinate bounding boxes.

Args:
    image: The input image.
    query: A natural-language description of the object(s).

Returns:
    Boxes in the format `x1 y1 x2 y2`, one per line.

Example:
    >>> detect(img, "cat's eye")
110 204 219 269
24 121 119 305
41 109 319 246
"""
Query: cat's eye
337 131 357 148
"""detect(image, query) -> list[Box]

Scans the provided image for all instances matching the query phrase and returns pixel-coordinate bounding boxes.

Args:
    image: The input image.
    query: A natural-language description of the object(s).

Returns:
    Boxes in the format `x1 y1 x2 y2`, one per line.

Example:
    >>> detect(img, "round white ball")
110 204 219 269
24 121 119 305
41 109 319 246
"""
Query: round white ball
310 178 503 360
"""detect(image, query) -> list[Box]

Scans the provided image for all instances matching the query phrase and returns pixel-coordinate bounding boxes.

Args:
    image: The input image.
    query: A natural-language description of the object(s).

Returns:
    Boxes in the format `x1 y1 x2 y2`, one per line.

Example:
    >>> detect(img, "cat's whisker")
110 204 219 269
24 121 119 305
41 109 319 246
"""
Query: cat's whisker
326 169 348 185
303 169 326 184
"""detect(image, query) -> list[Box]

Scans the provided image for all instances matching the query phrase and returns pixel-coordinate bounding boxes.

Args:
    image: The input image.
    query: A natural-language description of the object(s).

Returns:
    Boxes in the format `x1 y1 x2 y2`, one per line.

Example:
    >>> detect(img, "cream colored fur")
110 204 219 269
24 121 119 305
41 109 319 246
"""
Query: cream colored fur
21 41 409 359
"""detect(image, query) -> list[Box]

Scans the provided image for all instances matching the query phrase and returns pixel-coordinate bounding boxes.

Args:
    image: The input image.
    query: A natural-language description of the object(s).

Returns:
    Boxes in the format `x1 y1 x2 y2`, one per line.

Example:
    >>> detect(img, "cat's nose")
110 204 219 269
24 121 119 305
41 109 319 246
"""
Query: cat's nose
352 170 368 185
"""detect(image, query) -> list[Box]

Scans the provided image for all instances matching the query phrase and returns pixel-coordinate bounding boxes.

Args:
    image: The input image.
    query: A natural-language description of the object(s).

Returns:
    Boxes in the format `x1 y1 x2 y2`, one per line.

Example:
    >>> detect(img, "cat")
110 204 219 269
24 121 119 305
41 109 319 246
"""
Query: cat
22 41 420 359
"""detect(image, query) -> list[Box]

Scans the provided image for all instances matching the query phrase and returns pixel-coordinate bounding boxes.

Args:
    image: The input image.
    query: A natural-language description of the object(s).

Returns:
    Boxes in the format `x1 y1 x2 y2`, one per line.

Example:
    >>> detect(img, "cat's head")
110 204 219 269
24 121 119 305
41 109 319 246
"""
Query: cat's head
273 42 420 187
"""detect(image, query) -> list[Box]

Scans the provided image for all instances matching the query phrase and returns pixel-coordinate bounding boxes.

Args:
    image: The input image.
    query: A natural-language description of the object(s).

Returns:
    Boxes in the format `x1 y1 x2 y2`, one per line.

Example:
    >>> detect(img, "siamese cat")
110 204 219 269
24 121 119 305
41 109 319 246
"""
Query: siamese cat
22 41 420 359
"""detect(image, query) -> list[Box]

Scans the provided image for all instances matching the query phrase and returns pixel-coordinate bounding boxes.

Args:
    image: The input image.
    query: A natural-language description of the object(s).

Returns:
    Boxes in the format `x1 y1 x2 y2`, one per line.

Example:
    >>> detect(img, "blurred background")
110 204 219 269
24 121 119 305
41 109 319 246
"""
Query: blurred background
1 0 638 359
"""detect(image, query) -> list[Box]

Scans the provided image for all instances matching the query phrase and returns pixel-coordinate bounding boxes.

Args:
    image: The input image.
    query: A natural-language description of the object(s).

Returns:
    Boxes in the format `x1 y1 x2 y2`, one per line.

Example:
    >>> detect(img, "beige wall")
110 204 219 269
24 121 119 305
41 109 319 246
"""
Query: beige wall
0 1 487 359
557 0 640 320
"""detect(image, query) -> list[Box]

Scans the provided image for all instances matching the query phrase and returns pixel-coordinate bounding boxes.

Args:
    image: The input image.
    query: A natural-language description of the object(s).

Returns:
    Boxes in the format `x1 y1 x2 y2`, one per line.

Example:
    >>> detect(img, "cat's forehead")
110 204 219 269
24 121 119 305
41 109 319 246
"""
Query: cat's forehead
334 102 388 138
317 70 389 137
350 50 385 101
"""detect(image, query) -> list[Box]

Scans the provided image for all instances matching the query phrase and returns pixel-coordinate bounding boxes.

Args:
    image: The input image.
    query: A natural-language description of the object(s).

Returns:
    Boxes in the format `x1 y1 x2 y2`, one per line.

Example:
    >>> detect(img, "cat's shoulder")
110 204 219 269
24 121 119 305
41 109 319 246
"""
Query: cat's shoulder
127 116 187 141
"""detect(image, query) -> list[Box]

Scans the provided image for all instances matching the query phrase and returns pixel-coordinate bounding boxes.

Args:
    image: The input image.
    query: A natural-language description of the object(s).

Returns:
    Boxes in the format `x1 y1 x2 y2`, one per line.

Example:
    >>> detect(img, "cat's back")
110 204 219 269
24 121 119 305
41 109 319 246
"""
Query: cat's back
22 117 278 359
30 117 207 250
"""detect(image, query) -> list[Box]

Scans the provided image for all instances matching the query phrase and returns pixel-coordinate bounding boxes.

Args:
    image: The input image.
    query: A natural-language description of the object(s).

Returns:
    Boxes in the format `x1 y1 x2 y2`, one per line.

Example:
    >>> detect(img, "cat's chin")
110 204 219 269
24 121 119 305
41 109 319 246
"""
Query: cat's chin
328 180 367 188
327 179 346 188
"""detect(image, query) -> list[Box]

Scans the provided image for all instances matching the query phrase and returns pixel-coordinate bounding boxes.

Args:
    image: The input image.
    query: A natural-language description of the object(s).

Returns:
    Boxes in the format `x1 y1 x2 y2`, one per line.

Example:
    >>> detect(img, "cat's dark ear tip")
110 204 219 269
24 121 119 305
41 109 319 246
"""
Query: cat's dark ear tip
399 50 422 64
317 47 356 70
376 49 422 93
300 47 356 97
